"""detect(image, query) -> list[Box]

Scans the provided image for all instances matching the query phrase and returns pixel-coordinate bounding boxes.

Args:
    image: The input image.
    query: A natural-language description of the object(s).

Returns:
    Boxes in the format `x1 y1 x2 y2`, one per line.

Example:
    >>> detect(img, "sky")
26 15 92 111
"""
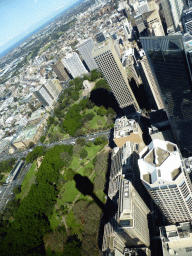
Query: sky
0 0 80 55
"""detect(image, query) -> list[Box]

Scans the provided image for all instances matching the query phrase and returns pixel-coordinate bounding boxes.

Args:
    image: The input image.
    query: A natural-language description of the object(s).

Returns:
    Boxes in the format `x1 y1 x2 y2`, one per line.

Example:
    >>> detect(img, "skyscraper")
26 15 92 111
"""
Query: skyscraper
159 0 183 33
160 0 175 33
92 38 139 112
138 139 192 224
182 8 192 35
62 52 88 79
76 38 98 71
139 54 165 110
169 0 184 29
103 143 150 254
52 61 69 82
141 35 192 154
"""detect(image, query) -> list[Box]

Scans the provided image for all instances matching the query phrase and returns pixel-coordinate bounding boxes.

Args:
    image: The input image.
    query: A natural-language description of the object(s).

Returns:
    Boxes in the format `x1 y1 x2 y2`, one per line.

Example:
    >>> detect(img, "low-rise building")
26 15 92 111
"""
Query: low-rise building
160 222 192 256
114 117 143 148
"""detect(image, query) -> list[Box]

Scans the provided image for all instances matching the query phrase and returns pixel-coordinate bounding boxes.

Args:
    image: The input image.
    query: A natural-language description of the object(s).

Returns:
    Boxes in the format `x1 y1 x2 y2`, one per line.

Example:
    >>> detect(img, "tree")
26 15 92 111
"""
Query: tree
64 168 75 181
80 149 88 159
94 137 103 145
26 146 47 163
107 107 116 116
28 142 35 148
76 138 86 146
40 136 46 143
97 106 107 116
74 129 85 137
13 185 21 195
60 151 72 166
86 141 92 147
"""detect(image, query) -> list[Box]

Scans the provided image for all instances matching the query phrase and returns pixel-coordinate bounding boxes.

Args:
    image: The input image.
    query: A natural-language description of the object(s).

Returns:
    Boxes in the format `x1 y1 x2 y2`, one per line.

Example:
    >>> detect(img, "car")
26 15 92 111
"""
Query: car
0 190 2 193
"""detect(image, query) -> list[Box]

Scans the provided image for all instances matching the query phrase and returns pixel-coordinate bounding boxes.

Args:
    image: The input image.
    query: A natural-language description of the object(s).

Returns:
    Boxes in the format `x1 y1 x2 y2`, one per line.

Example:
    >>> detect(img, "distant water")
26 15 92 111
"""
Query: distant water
0 0 84 59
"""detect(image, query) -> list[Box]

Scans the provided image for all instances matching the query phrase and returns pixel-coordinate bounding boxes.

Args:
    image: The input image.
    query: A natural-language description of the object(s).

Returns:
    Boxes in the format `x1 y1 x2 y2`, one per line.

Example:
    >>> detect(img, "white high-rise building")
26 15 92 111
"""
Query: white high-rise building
33 85 54 107
62 52 88 79
92 38 139 111
123 19 133 40
138 139 192 224
169 0 184 29
76 38 98 71
137 0 150 15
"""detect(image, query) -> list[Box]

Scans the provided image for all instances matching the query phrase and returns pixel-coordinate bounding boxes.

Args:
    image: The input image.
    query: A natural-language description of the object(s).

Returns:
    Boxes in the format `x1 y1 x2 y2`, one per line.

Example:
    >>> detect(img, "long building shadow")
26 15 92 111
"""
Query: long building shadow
73 173 142 253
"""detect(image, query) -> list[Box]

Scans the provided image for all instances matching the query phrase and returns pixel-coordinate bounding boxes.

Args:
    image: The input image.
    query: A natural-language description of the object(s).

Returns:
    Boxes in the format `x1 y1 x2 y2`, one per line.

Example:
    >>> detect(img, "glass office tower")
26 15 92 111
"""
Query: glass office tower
141 35 192 154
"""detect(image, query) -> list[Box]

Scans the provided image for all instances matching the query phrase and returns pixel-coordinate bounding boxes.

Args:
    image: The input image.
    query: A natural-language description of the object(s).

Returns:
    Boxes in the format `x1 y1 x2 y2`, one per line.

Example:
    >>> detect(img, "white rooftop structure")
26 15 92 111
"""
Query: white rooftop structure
138 139 192 224
114 117 138 139
138 139 181 185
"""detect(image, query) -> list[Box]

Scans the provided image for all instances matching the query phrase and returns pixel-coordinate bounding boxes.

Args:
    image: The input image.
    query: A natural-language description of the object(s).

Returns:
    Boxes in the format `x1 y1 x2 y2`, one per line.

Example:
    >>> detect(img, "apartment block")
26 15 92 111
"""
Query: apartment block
52 61 69 82
33 85 54 107
62 52 88 79
44 79 62 100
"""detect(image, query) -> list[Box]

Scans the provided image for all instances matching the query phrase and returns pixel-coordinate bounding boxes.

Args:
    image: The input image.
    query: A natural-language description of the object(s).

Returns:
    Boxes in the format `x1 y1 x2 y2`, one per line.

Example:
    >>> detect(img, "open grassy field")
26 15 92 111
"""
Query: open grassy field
49 207 62 231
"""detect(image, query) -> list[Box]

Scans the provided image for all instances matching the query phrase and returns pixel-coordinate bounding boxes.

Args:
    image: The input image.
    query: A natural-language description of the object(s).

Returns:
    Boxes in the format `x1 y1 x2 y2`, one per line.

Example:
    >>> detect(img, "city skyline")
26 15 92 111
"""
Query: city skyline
0 0 81 56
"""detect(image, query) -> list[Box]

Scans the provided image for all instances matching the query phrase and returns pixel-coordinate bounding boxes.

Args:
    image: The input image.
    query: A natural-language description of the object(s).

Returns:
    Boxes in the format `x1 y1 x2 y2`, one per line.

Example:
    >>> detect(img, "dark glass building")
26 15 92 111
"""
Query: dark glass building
141 35 192 155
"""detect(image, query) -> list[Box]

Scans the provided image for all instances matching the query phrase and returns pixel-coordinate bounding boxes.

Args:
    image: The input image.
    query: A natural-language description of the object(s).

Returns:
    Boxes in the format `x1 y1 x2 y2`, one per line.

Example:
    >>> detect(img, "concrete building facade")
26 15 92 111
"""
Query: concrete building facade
52 61 69 82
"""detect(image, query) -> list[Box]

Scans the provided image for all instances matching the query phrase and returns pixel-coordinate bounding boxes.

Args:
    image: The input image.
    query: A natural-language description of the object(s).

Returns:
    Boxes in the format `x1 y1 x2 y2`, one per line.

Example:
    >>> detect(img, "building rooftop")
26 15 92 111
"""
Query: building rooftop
138 139 183 186
118 179 134 228
13 125 39 143
92 37 113 57
160 222 192 256
114 117 138 139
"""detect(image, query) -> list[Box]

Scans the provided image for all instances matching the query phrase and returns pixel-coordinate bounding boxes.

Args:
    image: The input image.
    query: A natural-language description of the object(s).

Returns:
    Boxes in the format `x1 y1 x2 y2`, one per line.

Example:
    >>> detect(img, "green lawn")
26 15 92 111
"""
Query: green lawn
85 144 101 159
49 207 62 231
58 180 79 205
87 114 106 130
0 173 8 183
16 161 37 200
69 155 81 171
66 210 83 235
77 161 94 177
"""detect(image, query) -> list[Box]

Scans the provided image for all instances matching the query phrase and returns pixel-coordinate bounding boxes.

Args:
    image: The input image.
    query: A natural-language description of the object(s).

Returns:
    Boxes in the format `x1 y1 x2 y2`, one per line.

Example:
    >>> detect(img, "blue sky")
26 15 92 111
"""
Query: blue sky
0 0 79 55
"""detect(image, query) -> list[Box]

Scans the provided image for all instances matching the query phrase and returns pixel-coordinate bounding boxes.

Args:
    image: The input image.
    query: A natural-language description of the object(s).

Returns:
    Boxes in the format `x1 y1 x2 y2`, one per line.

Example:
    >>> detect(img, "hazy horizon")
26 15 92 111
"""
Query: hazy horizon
0 0 81 57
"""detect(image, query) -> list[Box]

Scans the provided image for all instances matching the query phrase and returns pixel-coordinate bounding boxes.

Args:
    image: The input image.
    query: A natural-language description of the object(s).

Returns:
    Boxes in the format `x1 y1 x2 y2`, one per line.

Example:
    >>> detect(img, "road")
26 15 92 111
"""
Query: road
0 130 111 161
0 130 110 212
0 163 31 211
